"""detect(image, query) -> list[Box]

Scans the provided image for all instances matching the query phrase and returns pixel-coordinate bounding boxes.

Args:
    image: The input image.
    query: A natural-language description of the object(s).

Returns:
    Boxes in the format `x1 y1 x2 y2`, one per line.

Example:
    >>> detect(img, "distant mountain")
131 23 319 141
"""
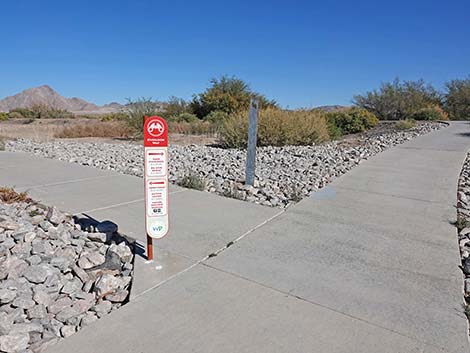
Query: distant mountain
0 85 122 114
313 105 349 112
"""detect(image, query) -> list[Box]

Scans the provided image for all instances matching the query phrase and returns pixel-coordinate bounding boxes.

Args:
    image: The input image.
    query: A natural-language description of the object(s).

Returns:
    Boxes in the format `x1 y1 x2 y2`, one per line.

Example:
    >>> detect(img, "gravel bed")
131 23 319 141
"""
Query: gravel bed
7 122 445 208
0 199 134 352
457 153 470 332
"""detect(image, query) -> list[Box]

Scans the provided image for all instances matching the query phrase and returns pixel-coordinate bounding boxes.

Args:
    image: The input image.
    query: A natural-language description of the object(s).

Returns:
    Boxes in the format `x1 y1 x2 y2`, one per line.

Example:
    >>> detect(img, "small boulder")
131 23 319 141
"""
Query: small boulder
46 207 66 226
0 333 30 353
108 243 133 263
0 289 17 304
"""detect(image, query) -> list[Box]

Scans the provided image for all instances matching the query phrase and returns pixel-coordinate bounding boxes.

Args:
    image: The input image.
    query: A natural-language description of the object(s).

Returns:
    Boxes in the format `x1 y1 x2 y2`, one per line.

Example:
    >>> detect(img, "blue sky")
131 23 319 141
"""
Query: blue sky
1 0 469 108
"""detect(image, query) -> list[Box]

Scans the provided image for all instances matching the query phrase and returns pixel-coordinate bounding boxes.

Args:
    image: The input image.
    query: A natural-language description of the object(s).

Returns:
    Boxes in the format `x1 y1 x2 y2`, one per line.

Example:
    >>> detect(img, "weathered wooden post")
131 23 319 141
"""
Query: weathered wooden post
245 98 259 186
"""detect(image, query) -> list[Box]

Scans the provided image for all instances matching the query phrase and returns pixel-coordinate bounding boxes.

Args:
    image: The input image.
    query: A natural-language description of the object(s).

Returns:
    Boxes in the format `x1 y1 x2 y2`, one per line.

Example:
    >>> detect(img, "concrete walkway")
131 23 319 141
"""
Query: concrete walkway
1 122 469 352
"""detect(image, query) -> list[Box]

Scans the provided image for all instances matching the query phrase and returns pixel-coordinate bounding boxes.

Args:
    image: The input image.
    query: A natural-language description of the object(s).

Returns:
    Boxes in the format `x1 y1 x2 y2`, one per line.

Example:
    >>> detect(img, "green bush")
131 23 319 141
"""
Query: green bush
190 75 277 118
0 139 4 151
219 108 330 148
354 78 442 120
0 112 8 121
8 108 36 119
396 119 416 130
123 98 161 135
326 117 342 139
444 78 470 120
164 96 192 119
174 112 198 123
100 112 127 121
204 110 229 123
326 108 379 136
7 106 73 119
409 106 448 121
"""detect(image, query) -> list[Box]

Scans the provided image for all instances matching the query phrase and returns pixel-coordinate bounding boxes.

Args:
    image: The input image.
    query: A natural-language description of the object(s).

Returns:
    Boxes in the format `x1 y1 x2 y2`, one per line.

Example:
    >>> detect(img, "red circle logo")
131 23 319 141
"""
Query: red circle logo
147 118 165 137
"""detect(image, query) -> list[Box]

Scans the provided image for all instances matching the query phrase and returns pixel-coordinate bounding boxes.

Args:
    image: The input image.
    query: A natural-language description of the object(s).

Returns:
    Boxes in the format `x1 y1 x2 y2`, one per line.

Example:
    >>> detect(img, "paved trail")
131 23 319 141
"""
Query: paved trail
1 122 469 353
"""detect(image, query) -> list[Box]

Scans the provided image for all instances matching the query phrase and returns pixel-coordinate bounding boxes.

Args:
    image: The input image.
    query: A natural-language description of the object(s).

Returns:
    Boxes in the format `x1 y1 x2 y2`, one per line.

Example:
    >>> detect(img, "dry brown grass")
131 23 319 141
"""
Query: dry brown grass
0 187 31 204
219 108 330 148
54 121 132 139
0 120 59 141
169 133 218 145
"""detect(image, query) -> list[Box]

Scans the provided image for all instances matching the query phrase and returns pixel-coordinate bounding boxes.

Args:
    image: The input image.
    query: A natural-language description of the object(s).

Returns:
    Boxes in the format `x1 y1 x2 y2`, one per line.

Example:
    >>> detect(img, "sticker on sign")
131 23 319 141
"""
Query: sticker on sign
144 116 169 239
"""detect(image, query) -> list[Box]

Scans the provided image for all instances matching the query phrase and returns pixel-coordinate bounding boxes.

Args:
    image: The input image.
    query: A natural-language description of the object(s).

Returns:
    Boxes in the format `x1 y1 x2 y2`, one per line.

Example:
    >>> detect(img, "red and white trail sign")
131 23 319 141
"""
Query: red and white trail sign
144 116 169 241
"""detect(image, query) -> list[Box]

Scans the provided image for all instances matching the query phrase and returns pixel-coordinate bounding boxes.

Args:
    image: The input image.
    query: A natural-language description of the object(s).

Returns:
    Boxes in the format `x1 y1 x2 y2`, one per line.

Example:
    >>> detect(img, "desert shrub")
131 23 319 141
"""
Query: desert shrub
54 121 132 138
167 120 217 135
0 112 8 121
123 97 162 134
6 112 22 119
0 187 31 204
8 108 36 119
396 119 416 130
7 106 72 119
222 185 245 200
409 105 448 121
100 112 127 122
354 78 442 120
326 108 379 136
31 105 73 119
164 96 192 119
173 112 199 123
190 75 277 118
177 174 206 190
444 78 470 120
204 110 229 124
219 108 330 148
326 118 342 139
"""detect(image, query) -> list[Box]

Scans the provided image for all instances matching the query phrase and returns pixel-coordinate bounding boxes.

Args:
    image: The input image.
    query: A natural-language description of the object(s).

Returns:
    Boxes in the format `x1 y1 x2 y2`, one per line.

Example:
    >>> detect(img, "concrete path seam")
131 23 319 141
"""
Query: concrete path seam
132 208 287 300
203 208 286 259
78 189 187 214
200 261 451 353
16 174 112 191
396 146 465 152
79 198 145 214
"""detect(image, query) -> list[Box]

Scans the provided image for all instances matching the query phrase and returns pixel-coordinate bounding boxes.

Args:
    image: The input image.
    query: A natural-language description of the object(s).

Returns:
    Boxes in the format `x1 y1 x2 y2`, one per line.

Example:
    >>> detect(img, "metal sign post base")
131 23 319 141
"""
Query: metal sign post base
147 234 153 261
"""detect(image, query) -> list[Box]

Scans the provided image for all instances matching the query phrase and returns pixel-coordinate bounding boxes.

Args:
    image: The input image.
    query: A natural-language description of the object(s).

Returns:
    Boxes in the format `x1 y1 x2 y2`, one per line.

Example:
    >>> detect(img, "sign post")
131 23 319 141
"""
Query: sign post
144 116 169 261
245 98 259 186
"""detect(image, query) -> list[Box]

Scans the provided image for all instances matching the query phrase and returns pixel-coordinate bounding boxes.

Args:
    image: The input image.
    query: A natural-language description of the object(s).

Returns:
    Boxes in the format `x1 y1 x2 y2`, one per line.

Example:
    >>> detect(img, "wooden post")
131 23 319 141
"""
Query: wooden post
147 235 153 261
245 98 259 186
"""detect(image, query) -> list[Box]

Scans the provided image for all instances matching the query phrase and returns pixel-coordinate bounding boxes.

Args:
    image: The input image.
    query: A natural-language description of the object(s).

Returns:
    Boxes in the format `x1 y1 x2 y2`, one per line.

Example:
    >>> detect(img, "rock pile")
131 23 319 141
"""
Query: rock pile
7 122 444 207
0 200 134 352
457 153 470 331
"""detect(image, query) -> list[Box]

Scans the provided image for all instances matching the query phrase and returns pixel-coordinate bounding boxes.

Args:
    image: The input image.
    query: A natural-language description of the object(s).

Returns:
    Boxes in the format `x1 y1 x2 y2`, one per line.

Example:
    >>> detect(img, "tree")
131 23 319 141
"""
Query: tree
353 78 442 120
123 97 162 134
164 96 191 120
444 78 470 120
190 75 277 118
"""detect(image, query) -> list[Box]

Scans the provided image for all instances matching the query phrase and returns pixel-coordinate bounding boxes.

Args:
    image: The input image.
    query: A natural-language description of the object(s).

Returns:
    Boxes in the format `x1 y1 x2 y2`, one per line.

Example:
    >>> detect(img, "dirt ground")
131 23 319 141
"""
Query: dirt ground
0 119 218 146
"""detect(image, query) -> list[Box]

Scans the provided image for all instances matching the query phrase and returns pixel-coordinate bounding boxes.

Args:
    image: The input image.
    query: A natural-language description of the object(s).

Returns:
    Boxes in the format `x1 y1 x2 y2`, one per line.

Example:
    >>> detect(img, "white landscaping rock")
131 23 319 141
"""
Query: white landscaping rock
6 122 445 208
0 333 30 353
0 198 134 352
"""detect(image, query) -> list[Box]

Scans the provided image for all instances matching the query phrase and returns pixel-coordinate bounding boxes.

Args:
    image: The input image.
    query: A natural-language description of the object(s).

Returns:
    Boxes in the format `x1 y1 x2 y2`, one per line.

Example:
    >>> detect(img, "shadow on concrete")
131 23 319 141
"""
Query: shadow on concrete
73 213 151 261
72 213 146 259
